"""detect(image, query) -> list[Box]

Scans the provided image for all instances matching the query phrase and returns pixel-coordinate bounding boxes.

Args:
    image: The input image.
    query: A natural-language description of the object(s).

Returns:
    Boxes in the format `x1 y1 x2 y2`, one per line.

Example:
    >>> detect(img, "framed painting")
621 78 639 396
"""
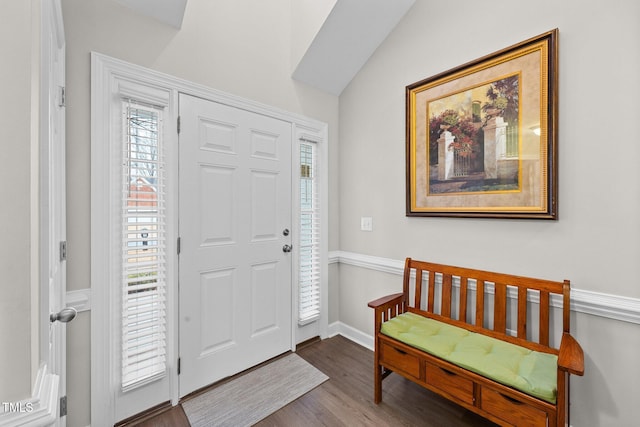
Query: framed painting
406 29 558 219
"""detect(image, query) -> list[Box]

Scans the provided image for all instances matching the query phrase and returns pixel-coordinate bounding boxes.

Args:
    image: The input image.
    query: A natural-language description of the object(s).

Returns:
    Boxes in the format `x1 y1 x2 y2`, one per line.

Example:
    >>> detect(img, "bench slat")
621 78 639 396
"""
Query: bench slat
442 274 452 318
518 287 528 339
415 268 423 309
475 280 485 328
540 291 550 346
459 277 468 323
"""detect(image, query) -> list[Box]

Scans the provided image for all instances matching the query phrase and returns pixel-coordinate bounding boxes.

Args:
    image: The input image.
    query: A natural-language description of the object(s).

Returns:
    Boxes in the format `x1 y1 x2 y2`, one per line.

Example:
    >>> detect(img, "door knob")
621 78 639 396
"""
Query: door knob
282 244 292 253
50 307 77 323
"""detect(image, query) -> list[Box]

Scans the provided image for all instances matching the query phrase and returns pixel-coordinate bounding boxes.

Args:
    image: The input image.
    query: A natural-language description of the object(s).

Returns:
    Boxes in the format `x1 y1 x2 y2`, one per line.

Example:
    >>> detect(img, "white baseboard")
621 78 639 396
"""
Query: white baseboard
0 364 59 427
328 321 374 351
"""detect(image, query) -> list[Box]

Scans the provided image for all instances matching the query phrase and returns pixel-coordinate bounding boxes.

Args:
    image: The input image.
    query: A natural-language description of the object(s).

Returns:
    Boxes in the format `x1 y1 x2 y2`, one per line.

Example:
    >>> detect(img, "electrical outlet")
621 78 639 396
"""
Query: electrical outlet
360 217 373 232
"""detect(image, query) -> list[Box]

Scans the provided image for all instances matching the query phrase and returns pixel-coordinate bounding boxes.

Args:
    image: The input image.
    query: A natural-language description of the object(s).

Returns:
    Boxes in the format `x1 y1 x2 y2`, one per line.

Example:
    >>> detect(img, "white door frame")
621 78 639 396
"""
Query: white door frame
0 1 67 426
91 53 328 425
42 1 68 425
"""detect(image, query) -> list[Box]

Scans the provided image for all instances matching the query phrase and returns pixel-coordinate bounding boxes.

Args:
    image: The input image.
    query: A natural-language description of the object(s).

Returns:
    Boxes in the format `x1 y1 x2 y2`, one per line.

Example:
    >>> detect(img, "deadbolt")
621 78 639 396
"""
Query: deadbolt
283 228 290 236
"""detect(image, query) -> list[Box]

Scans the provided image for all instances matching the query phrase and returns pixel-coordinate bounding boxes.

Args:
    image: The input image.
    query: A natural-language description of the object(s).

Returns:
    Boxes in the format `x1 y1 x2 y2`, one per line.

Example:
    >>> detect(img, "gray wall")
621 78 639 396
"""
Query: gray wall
0 0 37 403
337 0 640 425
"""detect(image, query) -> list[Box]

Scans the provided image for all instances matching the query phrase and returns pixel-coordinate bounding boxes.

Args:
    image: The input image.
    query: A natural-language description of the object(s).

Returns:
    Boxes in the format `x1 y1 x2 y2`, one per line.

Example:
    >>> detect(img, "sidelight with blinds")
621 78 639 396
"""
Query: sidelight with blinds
121 101 167 391
298 141 320 324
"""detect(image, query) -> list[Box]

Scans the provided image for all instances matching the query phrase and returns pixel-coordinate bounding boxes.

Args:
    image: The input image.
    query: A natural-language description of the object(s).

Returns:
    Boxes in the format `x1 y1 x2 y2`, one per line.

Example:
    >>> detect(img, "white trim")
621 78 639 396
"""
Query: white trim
92 52 177 423
0 364 58 427
572 288 640 325
92 53 326 131
331 250 404 275
329 250 640 325
328 321 374 351
65 289 91 313
292 125 330 344
92 53 329 425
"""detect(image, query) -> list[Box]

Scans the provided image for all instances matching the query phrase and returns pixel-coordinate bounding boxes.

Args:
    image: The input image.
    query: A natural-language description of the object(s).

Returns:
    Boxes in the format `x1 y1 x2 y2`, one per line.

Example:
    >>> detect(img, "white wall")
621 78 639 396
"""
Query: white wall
61 0 340 425
337 0 640 425
0 0 37 404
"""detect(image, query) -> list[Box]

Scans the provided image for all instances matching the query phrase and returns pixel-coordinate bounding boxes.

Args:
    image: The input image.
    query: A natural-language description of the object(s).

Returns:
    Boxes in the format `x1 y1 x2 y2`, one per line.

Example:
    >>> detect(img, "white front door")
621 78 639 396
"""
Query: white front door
178 94 293 396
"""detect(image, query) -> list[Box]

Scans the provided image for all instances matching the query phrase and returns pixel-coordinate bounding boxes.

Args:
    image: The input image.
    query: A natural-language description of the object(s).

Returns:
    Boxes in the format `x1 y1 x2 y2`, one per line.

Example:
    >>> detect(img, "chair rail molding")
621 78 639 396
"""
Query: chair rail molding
329 250 640 325
66 288 92 313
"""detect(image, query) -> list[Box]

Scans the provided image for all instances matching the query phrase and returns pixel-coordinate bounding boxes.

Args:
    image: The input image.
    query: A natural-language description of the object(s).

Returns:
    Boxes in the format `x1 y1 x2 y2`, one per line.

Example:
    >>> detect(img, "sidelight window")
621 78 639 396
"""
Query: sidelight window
121 101 167 391
298 141 320 324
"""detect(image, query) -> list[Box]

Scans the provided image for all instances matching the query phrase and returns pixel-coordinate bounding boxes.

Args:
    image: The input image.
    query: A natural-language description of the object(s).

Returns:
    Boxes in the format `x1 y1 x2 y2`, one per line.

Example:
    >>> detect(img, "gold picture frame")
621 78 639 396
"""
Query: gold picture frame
406 29 558 219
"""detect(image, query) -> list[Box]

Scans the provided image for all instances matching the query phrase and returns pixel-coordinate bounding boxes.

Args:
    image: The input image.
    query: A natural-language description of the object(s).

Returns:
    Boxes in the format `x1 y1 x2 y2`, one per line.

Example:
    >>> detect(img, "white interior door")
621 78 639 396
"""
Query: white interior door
42 1 70 424
178 94 293 396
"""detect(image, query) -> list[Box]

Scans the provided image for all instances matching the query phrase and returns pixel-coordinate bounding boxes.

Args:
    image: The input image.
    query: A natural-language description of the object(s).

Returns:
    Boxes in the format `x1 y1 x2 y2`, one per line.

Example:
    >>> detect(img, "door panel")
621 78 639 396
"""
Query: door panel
200 268 236 354
250 261 279 335
179 94 292 396
251 170 279 240
200 165 236 245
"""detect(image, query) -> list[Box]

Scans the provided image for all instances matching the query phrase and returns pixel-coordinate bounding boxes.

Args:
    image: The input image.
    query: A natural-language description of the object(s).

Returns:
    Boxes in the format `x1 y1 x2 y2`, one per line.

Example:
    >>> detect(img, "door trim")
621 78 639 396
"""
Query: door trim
91 53 328 425
0 365 59 427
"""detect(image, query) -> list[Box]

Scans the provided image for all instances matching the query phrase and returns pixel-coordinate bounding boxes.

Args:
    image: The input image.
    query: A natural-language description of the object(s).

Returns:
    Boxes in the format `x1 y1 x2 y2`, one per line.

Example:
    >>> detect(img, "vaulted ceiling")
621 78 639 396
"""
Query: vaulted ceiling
111 0 415 95
113 0 188 29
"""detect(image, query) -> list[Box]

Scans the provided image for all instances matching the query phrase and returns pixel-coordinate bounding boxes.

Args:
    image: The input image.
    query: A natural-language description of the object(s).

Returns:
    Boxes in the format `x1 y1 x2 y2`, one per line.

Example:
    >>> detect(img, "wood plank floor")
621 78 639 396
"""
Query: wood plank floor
134 335 497 426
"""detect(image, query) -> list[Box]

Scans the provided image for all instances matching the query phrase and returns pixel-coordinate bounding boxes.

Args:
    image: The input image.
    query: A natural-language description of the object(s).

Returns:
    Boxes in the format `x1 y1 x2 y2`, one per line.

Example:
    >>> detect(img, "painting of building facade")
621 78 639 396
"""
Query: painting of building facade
427 74 520 195
406 30 558 219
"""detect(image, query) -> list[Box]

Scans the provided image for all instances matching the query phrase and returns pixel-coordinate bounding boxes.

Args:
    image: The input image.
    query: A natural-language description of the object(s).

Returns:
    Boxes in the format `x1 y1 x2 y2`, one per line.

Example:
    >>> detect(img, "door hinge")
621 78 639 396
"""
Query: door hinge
177 237 181 255
59 241 67 262
177 357 181 375
177 116 181 134
59 395 67 417
58 86 66 108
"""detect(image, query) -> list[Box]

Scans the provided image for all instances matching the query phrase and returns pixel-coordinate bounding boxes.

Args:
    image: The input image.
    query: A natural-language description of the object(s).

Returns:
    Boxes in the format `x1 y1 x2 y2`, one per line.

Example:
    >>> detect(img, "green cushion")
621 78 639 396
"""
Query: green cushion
381 312 558 404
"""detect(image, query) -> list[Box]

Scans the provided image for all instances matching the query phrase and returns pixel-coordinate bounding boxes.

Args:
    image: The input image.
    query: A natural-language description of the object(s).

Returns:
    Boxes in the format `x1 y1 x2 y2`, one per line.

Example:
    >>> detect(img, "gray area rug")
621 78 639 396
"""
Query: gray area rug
182 353 329 427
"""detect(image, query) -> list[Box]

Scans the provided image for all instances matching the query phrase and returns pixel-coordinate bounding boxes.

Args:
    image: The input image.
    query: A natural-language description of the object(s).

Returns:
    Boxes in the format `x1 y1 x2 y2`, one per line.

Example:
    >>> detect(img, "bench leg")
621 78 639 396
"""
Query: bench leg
373 349 382 403
374 364 382 403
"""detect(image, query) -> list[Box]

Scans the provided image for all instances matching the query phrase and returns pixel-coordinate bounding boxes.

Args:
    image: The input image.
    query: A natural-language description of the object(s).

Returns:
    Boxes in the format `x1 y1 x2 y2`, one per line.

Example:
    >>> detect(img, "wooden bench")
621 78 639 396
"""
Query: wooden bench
368 258 584 427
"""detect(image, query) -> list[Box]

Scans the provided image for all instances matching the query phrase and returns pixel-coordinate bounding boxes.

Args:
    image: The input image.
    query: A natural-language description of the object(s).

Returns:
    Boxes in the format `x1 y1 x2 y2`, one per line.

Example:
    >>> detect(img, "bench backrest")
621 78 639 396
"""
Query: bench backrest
403 258 571 354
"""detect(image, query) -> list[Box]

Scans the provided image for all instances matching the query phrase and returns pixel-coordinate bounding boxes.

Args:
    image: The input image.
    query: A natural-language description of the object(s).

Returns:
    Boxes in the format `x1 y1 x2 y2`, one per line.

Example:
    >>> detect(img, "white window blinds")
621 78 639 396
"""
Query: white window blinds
298 141 320 324
121 101 167 391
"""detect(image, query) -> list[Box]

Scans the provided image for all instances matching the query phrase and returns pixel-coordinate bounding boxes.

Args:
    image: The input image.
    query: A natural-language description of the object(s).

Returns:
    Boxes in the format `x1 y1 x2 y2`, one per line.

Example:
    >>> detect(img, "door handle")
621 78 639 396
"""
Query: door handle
50 307 77 323
282 244 293 253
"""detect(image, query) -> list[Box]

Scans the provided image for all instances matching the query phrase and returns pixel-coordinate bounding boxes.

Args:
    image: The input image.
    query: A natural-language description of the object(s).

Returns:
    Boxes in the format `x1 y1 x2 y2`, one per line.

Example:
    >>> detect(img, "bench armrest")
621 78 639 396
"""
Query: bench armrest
368 293 404 309
558 332 584 376
368 293 405 333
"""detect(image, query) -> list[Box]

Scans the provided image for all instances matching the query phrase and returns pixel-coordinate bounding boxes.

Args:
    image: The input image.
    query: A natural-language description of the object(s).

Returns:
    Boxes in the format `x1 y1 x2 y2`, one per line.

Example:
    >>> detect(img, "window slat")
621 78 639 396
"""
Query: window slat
121 101 167 391
298 142 321 324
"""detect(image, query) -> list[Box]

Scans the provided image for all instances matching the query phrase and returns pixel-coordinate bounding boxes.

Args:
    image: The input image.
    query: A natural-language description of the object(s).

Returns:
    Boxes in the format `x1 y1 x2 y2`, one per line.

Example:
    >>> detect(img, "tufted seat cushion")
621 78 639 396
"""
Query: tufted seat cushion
380 311 558 403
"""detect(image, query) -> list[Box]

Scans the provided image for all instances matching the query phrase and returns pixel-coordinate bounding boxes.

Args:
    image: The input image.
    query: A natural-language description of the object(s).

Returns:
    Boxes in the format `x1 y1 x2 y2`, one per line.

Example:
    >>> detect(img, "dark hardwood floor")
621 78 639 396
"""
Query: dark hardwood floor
133 335 496 426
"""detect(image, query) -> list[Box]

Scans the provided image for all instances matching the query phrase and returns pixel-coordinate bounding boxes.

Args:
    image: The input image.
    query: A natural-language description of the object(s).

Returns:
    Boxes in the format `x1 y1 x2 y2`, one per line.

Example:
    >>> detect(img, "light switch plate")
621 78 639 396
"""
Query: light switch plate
360 217 373 232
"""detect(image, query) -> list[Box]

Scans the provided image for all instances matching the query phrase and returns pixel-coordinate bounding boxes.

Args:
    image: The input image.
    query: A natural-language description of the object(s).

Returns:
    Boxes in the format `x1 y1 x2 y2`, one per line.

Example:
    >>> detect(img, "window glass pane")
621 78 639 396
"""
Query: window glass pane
121 102 167 391
299 142 320 324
